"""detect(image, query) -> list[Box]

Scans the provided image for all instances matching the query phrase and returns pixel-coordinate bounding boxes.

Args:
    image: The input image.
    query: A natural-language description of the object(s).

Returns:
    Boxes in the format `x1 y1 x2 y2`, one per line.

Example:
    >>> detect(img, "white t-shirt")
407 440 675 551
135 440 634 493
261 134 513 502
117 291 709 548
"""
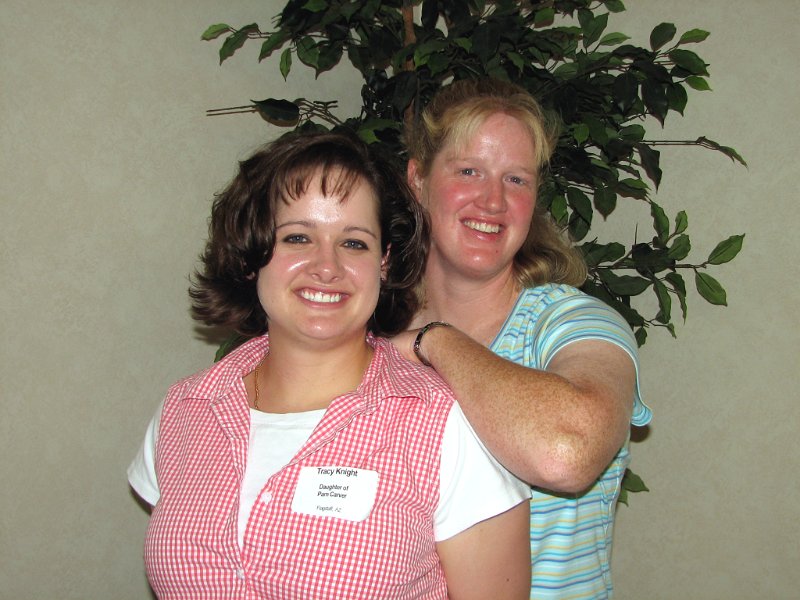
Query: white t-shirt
128 401 529 546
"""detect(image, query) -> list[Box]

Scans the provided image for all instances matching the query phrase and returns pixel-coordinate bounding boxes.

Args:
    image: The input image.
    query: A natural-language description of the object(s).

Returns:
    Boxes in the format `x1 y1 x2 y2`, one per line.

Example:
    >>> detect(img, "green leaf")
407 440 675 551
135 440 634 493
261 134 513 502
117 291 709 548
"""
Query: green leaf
534 7 555 27
218 23 259 64
666 82 688 114
550 194 568 225
642 79 669 123
604 0 626 13
674 210 688 234
616 178 648 199
653 279 671 324
296 36 320 69
650 202 669 243
259 30 289 61
357 117 401 143
252 98 300 124
573 123 590 144
634 327 647 348
686 76 711 91
567 187 593 223
619 467 649 505
594 187 617 218
620 124 645 141
414 39 447 68
650 22 676 51
665 272 687 320
582 279 645 327
214 333 251 362
667 234 691 260
279 48 292 79
638 144 662 189
581 12 609 48
598 270 651 296
599 32 630 47
202 23 231 41
622 468 649 493
669 49 709 76
391 70 418 114
632 244 673 275
553 62 579 77
580 241 626 267
613 72 639 113
697 137 747 166
695 272 727 306
679 28 710 44
315 42 343 74
427 51 450 76
303 0 328 12
471 21 501 62
507 51 526 73
339 2 360 20
453 37 471 52
707 234 745 265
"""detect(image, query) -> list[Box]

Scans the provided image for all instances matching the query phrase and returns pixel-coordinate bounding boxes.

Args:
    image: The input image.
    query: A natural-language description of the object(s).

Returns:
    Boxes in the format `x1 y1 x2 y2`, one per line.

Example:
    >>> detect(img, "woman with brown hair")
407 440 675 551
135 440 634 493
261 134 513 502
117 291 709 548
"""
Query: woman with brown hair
128 130 531 599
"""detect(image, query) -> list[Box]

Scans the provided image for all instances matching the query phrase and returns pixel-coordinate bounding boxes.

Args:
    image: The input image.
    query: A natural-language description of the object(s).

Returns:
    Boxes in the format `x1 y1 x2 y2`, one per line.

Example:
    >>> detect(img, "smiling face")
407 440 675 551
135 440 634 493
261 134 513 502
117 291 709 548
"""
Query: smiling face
256 171 384 351
412 112 538 286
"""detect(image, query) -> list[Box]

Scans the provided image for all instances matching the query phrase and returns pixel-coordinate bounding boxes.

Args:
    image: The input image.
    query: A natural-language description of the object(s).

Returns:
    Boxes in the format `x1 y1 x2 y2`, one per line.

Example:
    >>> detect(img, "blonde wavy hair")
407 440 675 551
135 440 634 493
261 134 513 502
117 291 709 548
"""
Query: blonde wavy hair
405 78 587 288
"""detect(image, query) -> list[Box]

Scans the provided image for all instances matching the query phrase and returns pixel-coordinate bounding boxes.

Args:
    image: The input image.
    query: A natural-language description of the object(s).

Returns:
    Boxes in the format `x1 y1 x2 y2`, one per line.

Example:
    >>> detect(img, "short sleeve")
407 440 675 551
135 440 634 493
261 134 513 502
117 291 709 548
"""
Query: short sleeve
127 400 163 506
434 403 531 541
533 292 652 427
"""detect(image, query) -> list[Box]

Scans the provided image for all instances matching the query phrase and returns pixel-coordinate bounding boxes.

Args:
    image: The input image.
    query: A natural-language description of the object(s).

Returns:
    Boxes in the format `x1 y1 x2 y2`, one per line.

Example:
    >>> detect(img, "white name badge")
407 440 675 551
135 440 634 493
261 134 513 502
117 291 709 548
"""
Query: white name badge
291 466 379 522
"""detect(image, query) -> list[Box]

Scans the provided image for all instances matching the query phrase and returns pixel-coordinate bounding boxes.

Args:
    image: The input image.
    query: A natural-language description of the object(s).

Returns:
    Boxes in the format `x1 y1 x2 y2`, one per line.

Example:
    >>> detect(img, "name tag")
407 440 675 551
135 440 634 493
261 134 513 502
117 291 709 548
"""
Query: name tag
291 466 379 521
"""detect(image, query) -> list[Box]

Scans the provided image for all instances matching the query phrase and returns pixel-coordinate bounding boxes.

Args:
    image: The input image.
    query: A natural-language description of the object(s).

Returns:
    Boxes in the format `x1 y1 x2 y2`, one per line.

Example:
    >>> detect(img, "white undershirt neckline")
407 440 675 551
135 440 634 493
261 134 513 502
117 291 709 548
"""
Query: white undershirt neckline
237 402 529 548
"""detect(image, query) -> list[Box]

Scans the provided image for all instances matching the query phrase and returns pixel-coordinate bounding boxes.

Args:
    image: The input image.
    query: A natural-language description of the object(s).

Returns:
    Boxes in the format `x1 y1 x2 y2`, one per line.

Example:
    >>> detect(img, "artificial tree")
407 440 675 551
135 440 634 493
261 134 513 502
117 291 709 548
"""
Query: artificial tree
202 0 746 501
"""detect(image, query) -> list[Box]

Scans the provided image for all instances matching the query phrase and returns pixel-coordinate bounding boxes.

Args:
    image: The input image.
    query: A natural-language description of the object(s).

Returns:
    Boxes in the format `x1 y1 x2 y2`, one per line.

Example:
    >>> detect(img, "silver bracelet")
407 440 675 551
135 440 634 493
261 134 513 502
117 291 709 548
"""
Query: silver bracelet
413 321 452 367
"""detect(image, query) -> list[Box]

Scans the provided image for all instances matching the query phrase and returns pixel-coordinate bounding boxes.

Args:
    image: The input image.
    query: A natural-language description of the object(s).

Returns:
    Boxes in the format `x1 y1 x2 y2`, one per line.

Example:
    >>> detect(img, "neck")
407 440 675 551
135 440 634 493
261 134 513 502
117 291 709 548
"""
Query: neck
415 262 521 346
254 334 373 413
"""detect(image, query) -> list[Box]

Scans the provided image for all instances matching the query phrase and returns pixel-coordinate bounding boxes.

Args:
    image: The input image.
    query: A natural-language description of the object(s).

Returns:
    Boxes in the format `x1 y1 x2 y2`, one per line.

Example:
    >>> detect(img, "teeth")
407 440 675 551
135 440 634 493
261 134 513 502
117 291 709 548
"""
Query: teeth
464 219 500 234
300 290 342 303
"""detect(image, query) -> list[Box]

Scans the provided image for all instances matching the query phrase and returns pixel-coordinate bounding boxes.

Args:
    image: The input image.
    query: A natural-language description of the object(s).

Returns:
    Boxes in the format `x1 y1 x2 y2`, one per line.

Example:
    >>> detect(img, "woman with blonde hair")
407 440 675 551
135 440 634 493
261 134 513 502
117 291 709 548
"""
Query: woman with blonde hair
394 78 652 598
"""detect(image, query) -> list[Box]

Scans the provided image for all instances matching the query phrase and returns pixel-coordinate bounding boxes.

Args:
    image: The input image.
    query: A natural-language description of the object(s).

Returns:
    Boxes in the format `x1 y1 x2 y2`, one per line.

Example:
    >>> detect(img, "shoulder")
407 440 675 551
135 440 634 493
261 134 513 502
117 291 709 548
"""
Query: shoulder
516 283 632 338
370 337 455 408
520 282 606 312
165 335 268 403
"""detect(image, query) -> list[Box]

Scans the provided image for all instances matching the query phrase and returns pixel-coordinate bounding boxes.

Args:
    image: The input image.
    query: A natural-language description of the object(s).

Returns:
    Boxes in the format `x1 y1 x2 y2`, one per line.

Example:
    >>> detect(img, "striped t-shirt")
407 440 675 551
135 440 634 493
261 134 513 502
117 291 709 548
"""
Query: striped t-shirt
491 284 652 599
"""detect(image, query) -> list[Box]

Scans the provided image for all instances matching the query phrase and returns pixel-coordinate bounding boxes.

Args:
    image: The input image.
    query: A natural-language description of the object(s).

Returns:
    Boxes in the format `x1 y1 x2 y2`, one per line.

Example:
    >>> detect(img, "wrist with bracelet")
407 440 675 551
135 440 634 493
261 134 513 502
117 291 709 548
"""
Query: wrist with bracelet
412 321 452 367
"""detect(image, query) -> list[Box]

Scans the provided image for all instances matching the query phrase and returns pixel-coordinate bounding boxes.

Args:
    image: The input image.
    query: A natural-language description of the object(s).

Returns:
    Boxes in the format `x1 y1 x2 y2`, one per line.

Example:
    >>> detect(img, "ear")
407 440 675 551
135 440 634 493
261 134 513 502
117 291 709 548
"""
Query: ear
380 244 391 281
406 159 424 200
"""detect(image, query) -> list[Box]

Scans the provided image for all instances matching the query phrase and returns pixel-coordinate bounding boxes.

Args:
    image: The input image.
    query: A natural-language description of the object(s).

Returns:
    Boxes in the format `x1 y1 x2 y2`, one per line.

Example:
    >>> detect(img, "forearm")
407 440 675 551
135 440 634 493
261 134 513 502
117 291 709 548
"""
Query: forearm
417 325 631 492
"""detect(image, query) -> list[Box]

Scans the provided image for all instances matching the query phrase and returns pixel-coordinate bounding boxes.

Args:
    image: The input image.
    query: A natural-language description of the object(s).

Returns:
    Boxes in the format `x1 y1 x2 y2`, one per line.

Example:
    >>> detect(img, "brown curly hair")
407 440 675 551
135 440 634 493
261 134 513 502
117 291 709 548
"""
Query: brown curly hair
190 130 428 336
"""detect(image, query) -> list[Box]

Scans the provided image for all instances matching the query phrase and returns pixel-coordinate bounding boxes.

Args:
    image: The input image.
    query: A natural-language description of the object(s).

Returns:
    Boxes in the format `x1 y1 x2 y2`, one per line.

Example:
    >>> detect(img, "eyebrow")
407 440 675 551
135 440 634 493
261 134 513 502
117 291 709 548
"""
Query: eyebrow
444 154 537 175
275 220 379 240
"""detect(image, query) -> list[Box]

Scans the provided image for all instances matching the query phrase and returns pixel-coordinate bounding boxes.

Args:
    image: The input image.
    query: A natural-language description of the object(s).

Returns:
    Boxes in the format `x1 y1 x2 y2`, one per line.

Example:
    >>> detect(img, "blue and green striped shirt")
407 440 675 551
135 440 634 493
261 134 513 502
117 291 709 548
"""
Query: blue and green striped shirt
491 284 651 599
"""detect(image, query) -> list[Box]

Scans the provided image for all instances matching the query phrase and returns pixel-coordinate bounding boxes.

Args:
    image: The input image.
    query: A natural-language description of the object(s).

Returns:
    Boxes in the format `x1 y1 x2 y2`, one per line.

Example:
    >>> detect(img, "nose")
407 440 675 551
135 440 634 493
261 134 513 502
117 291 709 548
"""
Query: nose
309 244 342 282
477 177 507 214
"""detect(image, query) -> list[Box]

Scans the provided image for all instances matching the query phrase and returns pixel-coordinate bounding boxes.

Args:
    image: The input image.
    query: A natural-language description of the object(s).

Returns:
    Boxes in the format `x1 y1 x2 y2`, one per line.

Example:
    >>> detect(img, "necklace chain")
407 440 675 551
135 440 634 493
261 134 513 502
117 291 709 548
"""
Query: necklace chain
253 359 263 410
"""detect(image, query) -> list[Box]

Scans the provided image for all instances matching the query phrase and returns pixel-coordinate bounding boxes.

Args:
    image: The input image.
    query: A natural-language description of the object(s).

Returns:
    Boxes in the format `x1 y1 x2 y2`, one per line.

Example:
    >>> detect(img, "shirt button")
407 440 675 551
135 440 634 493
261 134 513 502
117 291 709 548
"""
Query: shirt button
236 569 245 580
261 491 273 504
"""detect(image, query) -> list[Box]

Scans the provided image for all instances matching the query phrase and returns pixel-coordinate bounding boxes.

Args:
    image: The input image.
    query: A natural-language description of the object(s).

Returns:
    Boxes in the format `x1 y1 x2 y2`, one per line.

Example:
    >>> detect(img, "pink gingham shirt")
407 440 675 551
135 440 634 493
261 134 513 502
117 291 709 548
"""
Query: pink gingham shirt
143 335 455 599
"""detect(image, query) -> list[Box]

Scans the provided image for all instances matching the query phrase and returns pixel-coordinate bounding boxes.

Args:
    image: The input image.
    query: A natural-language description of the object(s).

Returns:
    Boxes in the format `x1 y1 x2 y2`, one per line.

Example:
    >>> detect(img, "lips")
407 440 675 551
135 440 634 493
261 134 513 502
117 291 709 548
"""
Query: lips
299 289 343 303
463 219 501 234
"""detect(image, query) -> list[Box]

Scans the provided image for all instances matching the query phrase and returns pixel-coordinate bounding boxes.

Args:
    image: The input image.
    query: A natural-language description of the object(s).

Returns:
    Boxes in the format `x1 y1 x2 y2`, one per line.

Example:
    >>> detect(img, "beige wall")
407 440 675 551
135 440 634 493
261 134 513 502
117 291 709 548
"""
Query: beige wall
1 1 796 598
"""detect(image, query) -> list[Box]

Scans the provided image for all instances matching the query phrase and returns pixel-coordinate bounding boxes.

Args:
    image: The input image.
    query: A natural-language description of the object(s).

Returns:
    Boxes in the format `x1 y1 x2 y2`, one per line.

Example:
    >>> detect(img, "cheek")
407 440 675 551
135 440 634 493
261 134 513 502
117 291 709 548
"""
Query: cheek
509 191 536 221
425 180 467 220
268 252 309 276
